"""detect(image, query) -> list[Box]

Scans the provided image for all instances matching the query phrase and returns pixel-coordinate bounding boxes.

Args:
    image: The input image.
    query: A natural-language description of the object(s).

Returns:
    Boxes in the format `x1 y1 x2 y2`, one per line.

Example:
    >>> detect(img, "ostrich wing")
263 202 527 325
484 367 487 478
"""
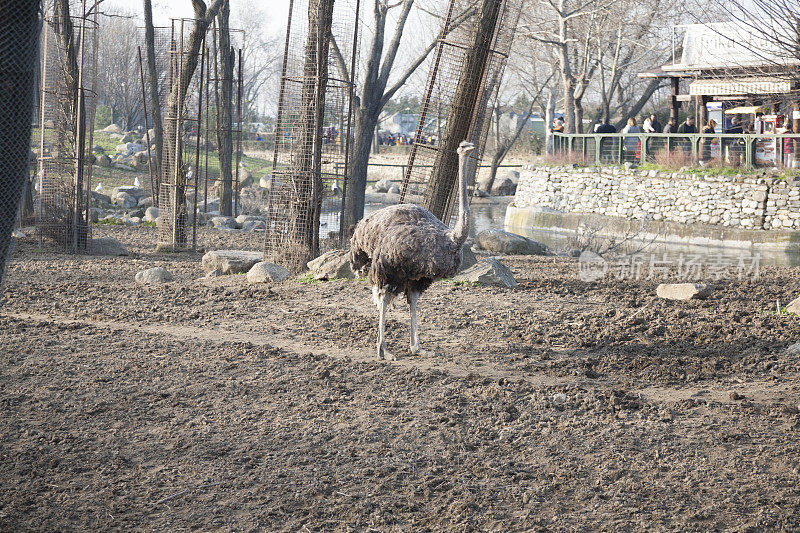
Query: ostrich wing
369 223 462 293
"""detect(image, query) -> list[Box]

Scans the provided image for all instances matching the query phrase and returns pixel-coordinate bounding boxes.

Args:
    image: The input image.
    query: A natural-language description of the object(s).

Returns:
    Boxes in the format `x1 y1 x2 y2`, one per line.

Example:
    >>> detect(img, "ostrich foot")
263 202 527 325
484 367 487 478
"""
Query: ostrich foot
410 346 436 357
377 344 395 361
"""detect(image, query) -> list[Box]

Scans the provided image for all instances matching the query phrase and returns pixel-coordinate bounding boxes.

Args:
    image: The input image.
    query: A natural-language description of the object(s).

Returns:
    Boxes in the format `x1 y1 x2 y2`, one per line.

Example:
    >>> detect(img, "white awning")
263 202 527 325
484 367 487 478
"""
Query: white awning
689 78 792 96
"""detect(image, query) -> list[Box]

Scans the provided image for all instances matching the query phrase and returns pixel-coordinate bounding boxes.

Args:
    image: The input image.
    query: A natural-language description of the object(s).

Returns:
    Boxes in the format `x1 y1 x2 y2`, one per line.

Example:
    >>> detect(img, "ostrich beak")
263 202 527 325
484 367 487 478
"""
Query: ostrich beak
457 141 476 155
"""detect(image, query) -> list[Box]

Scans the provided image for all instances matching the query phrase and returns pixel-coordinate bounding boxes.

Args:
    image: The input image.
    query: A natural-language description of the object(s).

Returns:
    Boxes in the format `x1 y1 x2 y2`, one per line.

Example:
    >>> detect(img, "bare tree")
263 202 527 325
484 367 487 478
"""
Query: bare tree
97 15 142 129
341 0 474 229
215 0 235 216
143 0 164 186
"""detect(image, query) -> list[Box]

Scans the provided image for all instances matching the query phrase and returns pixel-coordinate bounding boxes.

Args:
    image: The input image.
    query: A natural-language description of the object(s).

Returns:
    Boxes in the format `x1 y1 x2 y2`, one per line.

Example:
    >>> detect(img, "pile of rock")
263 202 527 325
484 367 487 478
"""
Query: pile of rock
367 178 401 195
476 169 520 197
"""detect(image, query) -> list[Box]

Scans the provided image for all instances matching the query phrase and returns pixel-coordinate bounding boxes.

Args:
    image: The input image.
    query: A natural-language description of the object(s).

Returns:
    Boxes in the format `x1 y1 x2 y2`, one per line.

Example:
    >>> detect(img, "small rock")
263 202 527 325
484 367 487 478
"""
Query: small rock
201 249 263 274
102 123 123 134
129 208 145 219
135 267 173 284
459 245 477 271
552 392 567 405
729 391 744 401
490 176 517 196
235 214 265 225
204 269 223 279
474 229 551 255
307 249 355 280
451 257 519 288
246 261 291 283
374 178 394 193
12 229 25 239
656 283 714 301
113 192 138 209
786 297 800 314
787 342 800 356
91 237 128 256
241 220 266 232
144 206 160 223
209 216 238 230
388 185 401 194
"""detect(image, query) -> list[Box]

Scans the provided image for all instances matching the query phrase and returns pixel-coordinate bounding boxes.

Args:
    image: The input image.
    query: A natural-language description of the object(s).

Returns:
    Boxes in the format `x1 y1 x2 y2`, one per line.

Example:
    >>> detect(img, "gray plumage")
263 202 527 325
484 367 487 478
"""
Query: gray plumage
350 141 476 360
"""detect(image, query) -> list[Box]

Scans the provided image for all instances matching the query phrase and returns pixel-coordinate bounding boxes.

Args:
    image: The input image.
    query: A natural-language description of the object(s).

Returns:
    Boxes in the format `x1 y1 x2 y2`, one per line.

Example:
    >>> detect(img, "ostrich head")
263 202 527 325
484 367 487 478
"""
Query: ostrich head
457 141 475 157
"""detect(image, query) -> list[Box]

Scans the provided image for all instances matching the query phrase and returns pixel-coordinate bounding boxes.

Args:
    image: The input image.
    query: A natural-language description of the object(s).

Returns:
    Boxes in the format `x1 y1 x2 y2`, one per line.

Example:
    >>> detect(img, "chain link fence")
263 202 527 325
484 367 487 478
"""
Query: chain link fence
0 1 42 300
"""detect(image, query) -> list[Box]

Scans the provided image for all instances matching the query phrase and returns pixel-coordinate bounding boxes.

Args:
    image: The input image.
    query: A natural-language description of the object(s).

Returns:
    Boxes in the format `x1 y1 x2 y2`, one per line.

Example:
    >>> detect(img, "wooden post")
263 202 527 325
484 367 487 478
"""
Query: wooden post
697 95 709 128
670 77 679 122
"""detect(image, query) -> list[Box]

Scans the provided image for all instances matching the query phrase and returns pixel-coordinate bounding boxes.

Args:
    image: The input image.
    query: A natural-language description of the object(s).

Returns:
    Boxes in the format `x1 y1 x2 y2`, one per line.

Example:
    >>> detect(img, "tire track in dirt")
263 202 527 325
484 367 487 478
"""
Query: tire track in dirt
4 310 792 407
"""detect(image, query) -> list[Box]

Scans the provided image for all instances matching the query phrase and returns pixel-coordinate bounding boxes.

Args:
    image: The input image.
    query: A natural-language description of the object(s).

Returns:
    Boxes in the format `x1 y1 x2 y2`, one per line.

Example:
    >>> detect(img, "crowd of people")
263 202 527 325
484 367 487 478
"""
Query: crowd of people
551 111 797 168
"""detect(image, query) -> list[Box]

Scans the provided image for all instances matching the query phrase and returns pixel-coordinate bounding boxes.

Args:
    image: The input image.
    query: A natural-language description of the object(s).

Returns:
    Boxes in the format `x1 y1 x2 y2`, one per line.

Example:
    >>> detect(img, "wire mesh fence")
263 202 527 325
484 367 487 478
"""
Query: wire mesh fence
264 0 359 272
400 0 522 223
157 19 207 252
0 0 42 300
36 1 99 253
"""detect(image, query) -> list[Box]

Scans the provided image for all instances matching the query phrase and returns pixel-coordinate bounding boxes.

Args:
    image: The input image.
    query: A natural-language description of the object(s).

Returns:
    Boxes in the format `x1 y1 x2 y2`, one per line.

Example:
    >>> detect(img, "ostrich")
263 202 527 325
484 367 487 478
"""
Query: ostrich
350 140 475 360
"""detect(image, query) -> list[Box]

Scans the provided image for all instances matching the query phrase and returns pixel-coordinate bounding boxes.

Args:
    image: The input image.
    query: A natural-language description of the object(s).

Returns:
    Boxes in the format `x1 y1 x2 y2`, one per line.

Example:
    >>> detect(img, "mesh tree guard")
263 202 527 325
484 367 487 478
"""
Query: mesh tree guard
36 0 99 252
400 0 521 222
0 0 42 300
157 19 207 252
265 0 360 272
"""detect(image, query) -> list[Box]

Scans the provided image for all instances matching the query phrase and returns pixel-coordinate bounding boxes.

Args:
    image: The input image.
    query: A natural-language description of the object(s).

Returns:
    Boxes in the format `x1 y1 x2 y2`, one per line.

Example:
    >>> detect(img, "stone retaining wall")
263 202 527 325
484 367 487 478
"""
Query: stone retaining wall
513 166 800 231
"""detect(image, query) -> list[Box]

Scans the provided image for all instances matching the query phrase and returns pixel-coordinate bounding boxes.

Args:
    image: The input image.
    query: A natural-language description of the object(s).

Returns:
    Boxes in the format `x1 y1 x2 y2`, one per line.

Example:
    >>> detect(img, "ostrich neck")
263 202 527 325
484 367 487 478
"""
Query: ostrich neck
452 152 470 246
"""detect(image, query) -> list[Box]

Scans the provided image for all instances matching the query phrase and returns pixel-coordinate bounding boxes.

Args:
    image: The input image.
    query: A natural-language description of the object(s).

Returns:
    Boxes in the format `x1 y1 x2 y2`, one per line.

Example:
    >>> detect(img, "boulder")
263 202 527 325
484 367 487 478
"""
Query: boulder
374 178 394 193
138 196 154 208
147 128 156 141
209 216 238 230
241 220 266 232
112 185 146 200
503 169 520 185
97 154 112 167
89 208 103 223
459 245 478 271
102 123 123 134
91 237 128 256
129 208 145 219
388 185 401 194
787 342 800 356
144 207 160 223
786 297 800 314
115 142 143 156
246 261 291 284
91 191 111 206
656 283 714 301
235 214 265 225
121 132 136 143
307 249 355 280
452 257 519 288
113 192 138 209
491 176 517 196
474 229 551 255
201 249 263 274
201 197 220 213
238 166 254 188
135 267 173 284
12 229 25 239
92 144 105 153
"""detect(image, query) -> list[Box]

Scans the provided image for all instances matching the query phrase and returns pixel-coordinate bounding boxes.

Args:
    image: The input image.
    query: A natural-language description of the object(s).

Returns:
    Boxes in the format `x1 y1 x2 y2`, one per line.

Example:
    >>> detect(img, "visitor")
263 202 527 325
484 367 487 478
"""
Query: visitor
595 120 616 134
727 117 743 134
648 114 663 134
784 125 795 168
700 119 716 162
662 117 677 133
552 117 565 133
677 115 696 134
621 117 640 161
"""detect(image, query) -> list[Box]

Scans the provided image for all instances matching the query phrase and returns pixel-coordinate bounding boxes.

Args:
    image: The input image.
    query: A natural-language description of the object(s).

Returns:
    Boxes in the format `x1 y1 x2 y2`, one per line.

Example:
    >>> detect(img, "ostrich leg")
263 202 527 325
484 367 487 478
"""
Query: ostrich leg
377 291 395 361
409 291 435 357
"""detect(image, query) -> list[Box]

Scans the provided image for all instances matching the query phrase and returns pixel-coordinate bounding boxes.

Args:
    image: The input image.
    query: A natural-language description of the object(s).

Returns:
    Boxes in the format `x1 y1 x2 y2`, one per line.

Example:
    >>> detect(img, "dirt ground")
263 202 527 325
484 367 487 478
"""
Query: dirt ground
2 225 800 531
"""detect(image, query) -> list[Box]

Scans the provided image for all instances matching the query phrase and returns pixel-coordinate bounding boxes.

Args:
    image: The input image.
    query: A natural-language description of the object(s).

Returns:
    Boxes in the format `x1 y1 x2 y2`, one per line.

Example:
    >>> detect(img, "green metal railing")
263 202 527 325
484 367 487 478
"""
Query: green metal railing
553 132 800 169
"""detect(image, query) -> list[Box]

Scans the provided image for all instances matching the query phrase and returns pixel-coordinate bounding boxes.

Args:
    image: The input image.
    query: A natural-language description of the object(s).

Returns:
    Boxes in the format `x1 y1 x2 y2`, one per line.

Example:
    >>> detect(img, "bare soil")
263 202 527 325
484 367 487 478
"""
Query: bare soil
2 225 800 531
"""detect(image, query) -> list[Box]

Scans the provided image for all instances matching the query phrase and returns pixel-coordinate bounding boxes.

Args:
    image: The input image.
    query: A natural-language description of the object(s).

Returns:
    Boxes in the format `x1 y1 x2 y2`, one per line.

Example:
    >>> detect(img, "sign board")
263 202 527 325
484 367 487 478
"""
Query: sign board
794 111 800 120
679 21 799 70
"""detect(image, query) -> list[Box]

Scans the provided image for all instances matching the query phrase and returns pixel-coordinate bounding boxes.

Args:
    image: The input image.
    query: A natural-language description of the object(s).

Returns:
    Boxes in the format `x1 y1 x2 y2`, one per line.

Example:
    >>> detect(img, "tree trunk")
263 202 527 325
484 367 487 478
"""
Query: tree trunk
288 0 333 263
545 89 555 155
216 1 234 216
143 0 163 197
424 0 501 220
343 106 378 230
574 97 584 134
